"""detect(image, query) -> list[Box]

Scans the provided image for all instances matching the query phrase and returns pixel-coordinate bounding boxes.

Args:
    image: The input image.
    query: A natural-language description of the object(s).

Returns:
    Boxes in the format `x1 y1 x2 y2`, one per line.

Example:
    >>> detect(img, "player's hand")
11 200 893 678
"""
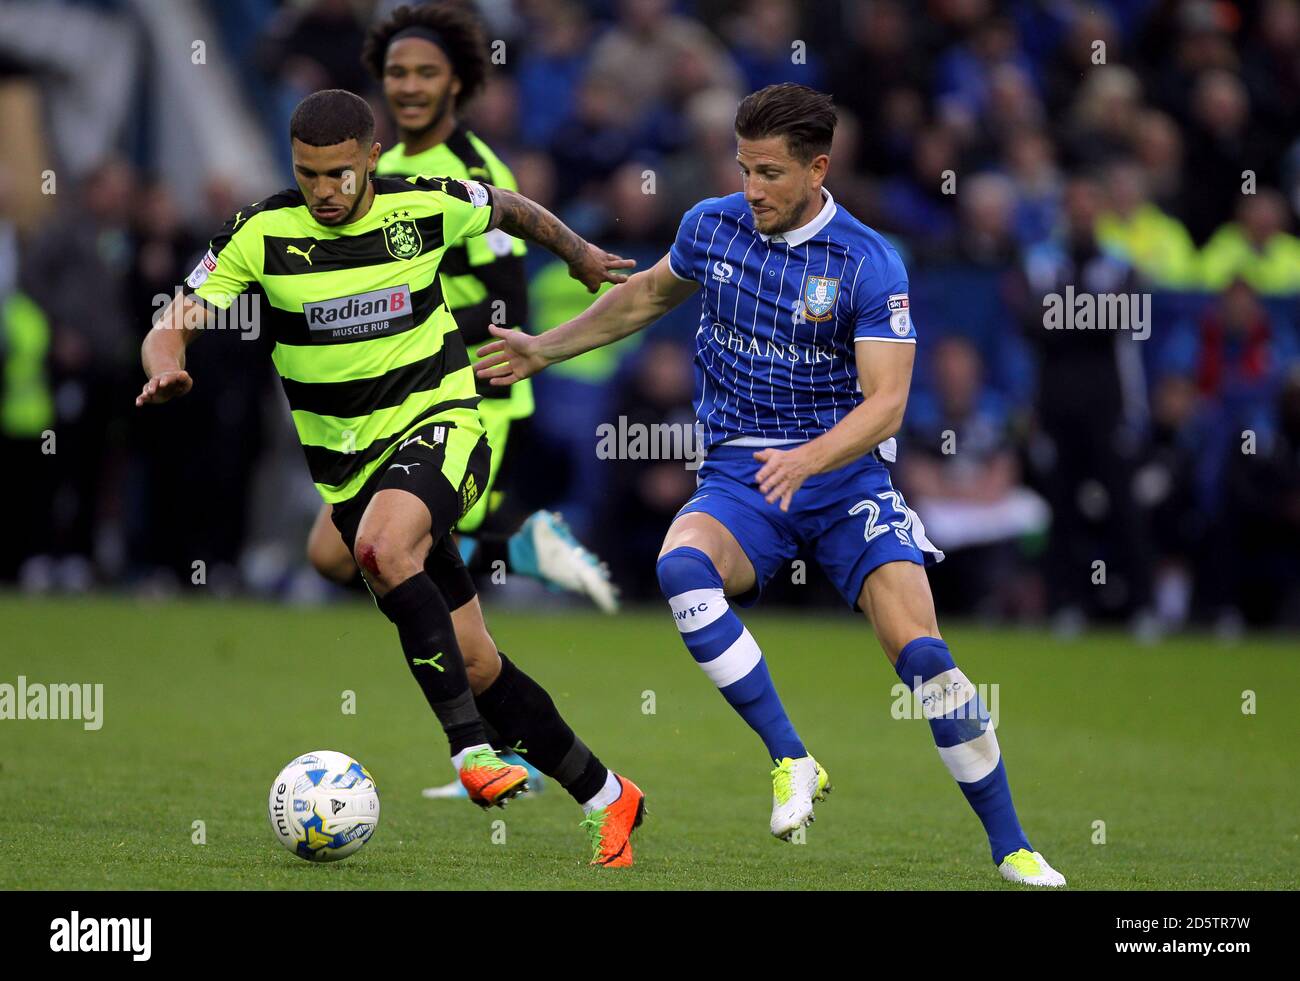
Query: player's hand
135 370 193 406
754 446 815 512
568 242 635 292
475 326 549 386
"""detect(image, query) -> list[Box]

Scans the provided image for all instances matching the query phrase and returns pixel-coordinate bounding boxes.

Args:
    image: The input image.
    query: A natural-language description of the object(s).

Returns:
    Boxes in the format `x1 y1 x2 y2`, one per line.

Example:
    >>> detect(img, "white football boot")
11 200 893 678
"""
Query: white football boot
770 755 831 840
512 511 619 613
998 848 1067 887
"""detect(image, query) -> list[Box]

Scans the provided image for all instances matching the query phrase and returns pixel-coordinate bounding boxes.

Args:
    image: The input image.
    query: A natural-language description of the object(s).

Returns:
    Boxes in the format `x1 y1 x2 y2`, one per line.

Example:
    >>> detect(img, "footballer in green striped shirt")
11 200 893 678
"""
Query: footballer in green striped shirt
136 87 647 866
304 1 620 620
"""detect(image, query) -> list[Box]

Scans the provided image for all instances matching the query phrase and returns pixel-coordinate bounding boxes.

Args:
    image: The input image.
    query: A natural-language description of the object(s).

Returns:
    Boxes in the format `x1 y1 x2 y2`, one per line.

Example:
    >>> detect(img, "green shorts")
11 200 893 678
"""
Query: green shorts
455 405 512 535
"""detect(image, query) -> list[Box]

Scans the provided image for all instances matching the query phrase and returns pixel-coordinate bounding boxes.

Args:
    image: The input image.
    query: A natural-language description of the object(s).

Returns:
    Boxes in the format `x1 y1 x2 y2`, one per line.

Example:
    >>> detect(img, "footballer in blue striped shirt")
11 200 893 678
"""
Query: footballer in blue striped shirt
477 84 1064 886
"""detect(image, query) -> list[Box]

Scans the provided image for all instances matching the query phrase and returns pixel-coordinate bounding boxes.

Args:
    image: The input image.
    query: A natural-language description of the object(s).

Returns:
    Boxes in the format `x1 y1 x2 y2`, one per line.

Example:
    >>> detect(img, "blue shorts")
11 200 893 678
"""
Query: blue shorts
676 443 944 609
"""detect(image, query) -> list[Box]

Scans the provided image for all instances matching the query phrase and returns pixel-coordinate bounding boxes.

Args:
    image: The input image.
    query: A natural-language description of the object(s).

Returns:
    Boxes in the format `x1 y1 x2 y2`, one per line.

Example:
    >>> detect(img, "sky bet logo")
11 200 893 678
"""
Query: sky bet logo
304 284 414 342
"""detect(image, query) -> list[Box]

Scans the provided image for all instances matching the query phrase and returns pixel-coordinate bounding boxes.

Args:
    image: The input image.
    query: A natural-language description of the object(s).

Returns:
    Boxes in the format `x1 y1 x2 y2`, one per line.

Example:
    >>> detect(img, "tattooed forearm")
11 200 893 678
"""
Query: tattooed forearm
489 188 586 264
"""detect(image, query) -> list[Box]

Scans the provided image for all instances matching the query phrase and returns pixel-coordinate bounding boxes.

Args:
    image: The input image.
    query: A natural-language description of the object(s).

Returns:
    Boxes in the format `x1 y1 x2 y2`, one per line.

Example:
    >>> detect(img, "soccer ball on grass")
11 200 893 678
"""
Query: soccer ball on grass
267 750 379 862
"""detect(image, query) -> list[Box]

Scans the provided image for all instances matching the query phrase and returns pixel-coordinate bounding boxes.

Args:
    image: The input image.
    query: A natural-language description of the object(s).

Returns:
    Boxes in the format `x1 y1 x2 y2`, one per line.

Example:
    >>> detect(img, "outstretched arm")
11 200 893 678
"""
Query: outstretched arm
474 254 700 385
135 293 209 406
487 187 635 293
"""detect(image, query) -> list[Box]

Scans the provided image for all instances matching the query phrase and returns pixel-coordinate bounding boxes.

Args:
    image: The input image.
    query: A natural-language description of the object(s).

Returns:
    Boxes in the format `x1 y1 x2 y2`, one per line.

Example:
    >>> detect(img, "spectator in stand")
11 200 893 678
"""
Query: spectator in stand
0 165 55 584
1002 126 1062 247
1018 176 1154 628
1182 68 1282 243
254 0 370 169
547 70 643 204
1095 158 1199 288
1193 278 1298 405
1131 109 1188 220
1241 0 1300 141
723 0 826 93
465 73 524 162
526 161 685 536
515 0 594 150
126 178 200 321
502 149 553 212
596 339 698 599
1139 0 1240 125
585 0 741 124
972 62 1044 166
926 170 1019 267
933 15 1039 139
1041 6 1123 120
877 125 961 253
1059 65 1143 169
21 159 138 587
1217 367 1300 625
259 0 371 94
1199 190 1300 295
1137 373 1212 630
663 87 745 218
897 336 1048 618
127 178 269 591
822 107 875 230
827 0 928 177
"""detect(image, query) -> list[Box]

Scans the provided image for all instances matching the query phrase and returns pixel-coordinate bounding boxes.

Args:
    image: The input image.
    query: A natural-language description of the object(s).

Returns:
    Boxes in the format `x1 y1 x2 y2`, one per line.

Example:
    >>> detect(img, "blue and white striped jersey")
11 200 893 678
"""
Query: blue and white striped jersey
669 189 915 459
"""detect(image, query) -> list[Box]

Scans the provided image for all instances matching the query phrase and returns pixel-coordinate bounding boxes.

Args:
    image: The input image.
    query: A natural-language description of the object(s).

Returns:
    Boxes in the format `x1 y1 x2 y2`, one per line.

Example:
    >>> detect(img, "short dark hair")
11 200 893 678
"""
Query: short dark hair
734 84 837 163
361 1 489 107
289 89 375 147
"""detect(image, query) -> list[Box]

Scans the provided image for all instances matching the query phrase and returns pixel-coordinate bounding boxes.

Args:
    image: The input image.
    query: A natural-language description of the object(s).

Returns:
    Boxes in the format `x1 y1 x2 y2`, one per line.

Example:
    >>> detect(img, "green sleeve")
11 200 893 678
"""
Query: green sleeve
187 216 257 310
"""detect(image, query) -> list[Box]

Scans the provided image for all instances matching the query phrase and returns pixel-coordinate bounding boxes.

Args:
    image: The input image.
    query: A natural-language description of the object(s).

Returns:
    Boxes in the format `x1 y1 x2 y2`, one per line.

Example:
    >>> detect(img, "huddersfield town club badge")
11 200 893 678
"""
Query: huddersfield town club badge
383 211 422 260
802 275 839 321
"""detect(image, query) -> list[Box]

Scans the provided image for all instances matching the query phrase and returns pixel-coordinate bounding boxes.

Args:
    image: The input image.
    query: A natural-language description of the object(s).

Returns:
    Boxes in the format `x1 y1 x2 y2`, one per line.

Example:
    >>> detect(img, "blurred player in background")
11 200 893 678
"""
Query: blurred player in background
137 89 645 867
306 1 619 617
478 83 1065 886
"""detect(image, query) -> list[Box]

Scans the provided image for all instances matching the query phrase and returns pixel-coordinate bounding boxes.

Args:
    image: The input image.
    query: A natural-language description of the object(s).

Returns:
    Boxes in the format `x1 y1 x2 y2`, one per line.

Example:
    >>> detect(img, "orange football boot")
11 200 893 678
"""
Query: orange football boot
579 774 646 868
458 747 530 808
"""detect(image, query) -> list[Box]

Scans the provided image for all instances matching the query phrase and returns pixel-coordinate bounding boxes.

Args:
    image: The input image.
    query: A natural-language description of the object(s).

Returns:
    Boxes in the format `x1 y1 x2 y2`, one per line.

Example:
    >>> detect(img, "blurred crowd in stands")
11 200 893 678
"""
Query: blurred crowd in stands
1 0 1299 632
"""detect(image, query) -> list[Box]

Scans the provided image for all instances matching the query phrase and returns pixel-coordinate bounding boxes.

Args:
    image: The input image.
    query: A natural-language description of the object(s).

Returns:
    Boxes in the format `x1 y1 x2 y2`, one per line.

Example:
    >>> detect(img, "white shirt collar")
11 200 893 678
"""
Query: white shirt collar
758 188 837 247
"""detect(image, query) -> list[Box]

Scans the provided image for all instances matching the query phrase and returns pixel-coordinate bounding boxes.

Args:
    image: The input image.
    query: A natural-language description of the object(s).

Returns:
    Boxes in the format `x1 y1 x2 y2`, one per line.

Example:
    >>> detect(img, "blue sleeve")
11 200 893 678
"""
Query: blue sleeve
852 245 916 342
668 201 708 282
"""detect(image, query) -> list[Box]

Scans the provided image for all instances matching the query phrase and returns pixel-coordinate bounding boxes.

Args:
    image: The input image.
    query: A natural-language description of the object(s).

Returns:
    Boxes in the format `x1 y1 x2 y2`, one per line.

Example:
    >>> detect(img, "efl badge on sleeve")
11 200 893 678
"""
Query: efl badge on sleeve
801 275 840 322
888 293 911 335
186 249 217 289
457 179 490 208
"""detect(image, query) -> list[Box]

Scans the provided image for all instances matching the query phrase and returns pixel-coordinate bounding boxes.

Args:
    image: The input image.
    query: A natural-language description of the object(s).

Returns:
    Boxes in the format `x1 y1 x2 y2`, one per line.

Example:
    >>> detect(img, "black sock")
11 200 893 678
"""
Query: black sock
375 572 487 757
482 718 507 752
474 652 608 803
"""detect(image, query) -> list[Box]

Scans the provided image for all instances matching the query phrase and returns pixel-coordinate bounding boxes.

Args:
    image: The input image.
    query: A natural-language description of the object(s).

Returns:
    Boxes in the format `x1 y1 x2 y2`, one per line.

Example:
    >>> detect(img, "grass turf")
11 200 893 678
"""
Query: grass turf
0 595 1295 890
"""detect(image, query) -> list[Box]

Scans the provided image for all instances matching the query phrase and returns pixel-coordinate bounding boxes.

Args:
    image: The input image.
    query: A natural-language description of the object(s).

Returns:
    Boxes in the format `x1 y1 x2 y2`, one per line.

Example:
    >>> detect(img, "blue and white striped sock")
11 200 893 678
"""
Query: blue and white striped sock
895 636 1031 864
657 546 805 761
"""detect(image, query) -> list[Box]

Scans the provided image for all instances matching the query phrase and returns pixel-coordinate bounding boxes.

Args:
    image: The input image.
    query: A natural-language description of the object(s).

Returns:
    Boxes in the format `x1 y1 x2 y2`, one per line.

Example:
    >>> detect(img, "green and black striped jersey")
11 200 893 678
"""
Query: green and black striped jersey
184 175 494 504
377 126 533 419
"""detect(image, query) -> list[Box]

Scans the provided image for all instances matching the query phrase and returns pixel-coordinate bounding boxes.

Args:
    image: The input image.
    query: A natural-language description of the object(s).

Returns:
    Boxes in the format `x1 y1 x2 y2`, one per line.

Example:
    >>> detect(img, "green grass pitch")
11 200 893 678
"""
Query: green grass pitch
1 595 1295 890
